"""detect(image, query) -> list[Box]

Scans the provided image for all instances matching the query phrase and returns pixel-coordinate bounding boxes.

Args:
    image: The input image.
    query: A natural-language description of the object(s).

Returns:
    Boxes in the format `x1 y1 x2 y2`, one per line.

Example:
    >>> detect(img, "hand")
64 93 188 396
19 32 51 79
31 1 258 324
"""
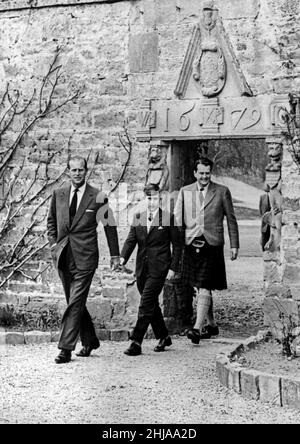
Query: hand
166 270 176 280
230 248 238 261
110 256 120 270
119 257 125 266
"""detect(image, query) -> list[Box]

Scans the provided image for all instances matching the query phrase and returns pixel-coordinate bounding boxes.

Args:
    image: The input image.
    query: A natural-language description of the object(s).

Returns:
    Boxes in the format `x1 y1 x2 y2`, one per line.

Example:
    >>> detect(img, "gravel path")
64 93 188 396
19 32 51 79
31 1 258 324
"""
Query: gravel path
1 337 300 424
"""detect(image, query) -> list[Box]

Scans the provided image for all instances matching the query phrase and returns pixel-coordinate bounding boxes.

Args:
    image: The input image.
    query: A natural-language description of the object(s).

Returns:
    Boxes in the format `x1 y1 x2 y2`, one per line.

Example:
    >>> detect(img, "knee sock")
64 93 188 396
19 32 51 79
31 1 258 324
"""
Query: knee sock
193 289 212 331
206 296 217 327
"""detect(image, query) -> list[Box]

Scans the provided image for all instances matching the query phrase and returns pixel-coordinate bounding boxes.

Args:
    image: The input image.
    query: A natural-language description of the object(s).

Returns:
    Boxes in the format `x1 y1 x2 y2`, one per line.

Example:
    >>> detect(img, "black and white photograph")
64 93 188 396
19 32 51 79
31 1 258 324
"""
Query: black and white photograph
0 0 300 427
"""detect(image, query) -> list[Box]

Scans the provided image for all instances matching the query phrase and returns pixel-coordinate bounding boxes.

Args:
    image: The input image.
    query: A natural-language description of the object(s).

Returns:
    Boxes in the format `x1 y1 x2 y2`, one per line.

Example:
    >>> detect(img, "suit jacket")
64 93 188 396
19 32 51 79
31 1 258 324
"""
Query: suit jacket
174 181 239 248
47 182 119 271
121 209 182 279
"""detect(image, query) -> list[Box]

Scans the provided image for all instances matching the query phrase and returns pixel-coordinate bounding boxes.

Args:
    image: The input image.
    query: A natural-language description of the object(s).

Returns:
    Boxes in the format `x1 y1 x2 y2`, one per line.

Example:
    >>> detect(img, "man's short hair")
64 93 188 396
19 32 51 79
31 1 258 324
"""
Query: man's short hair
143 183 160 196
68 156 88 171
194 156 214 172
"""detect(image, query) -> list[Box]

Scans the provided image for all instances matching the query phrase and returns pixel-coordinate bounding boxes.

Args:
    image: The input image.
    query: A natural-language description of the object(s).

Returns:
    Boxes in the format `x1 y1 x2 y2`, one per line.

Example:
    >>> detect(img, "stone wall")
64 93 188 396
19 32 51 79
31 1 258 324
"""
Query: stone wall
0 0 300 332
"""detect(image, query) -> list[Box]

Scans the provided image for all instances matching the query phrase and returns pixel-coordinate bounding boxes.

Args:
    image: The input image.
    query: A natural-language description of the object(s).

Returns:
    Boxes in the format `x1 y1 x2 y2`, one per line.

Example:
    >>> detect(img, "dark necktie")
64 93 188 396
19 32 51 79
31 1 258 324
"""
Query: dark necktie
199 187 205 207
69 188 79 225
148 212 153 222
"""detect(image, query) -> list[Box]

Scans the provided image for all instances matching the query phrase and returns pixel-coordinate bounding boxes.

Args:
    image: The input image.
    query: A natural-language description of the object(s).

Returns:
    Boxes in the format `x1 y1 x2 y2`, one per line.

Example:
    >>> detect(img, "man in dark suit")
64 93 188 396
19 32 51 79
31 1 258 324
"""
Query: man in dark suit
47 156 120 364
120 184 181 356
174 157 239 344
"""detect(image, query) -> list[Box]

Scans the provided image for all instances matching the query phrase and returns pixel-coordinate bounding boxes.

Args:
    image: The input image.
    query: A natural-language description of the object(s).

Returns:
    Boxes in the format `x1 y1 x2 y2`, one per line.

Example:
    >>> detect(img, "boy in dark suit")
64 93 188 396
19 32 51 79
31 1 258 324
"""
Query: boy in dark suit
120 184 181 356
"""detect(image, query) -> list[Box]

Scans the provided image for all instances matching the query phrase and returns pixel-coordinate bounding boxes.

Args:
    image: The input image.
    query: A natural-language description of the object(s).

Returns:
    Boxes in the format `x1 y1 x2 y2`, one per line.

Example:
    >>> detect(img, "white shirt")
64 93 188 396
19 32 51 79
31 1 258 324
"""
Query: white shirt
146 208 159 232
69 182 87 211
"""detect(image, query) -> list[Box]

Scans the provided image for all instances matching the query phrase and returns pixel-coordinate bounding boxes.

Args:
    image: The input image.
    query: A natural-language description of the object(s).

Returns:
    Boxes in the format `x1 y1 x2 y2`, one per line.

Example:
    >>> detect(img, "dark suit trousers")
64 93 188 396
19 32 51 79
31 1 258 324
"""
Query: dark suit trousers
130 265 168 344
58 244 99 351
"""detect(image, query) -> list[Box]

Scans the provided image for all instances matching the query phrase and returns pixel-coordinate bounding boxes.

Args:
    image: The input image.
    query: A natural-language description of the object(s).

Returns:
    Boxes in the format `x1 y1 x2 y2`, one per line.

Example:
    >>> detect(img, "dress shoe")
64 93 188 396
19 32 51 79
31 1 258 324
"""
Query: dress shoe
55 349 71 364
154 336 172 352
76 344 99 357
187 328 201 345
124 341 141 356
200 325 219 339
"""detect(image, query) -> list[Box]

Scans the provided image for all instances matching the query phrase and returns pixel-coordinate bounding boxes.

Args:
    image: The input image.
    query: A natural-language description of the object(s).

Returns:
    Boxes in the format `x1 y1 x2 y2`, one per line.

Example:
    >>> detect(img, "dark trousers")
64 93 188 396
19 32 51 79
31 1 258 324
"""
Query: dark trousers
130 265 168 344
58 244 99 351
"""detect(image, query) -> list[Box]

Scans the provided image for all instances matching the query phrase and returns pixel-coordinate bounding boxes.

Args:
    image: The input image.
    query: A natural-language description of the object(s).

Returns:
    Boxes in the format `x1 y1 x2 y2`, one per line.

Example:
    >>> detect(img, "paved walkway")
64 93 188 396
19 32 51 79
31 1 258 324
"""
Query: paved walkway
1 337 300 424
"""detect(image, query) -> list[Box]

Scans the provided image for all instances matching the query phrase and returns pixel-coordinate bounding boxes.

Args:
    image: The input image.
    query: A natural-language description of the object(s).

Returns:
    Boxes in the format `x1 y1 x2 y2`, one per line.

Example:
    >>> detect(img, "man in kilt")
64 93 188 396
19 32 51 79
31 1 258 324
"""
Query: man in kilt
174 157 239 344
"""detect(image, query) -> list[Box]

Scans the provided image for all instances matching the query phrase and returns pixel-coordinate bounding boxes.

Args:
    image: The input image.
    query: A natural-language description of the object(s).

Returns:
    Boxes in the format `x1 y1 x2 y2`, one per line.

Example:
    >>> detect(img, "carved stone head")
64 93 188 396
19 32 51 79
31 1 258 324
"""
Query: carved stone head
149 146 163 163
267 142 283 162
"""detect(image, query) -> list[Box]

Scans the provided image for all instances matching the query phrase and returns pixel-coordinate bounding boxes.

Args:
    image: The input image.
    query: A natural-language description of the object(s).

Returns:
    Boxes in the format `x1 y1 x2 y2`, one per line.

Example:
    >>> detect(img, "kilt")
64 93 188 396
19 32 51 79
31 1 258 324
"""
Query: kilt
182 237 227 290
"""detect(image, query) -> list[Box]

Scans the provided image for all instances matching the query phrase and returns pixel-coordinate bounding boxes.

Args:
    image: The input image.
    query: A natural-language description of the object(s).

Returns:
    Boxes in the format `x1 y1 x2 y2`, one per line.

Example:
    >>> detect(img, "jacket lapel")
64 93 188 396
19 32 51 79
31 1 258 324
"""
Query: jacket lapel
135 210 147 239
70 183 94 229
148 208 162 236
59 184 71 227
204 181 216 208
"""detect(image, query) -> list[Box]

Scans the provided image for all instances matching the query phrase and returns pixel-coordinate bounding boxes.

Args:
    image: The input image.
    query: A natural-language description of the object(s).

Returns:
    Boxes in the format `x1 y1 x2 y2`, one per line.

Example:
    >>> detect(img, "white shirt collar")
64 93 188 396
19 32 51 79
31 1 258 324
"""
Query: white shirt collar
196 181 209 191
71 182 86 194
147 207 159 219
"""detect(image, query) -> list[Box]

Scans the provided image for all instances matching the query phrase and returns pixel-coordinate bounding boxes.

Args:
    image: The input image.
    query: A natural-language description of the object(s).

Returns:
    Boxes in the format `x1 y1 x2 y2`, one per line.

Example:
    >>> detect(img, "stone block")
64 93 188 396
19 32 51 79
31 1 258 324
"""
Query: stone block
5 332 25 345
110 329 129 342
87 297 112 328
142 0 157 28
216 355 230 387
263 261 281 283
125 282 140 313
289 285 300 301
259 373 281 406
240 369 260 400
265 284 292 299
102 286 124 299
219 0 260 19
155 0 177 25
0 332 6 346
96 329 111 341
111 300 126 318
281 377 300 410
284 265 300 284
227 363 242 394
129 32 159 73
24 331 51 344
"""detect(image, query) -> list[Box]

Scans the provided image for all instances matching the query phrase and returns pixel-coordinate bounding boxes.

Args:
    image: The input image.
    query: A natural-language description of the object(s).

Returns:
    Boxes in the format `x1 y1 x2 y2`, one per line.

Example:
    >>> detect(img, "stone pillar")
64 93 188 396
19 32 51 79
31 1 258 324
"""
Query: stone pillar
263 121 300 351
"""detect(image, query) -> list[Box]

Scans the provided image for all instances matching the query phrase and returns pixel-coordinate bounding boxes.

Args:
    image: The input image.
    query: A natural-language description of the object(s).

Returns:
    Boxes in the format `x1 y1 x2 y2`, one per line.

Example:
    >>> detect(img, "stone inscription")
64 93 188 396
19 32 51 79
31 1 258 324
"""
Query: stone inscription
136 96 289 140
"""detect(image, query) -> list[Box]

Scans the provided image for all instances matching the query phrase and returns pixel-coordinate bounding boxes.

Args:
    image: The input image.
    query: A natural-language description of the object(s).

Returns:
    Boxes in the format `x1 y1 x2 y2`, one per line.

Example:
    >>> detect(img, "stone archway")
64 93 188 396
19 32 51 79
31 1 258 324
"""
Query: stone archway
135 2 291 335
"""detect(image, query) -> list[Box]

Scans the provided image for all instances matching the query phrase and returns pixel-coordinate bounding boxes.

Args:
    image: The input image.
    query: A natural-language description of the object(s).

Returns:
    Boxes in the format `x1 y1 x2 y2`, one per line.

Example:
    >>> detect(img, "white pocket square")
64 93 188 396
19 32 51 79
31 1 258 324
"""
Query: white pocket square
86 209 95 213
158 226 164 230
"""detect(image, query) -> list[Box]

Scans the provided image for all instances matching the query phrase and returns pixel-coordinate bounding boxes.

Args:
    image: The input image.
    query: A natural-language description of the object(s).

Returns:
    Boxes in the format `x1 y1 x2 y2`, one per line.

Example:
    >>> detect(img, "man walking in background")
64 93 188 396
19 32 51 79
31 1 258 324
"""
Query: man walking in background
47 156 120 364
174 157 239 344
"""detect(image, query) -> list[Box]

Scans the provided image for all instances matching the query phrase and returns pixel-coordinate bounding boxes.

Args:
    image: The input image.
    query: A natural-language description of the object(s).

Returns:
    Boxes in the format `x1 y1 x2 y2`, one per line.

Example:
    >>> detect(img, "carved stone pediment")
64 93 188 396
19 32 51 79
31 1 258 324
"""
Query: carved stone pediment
174 2 252 99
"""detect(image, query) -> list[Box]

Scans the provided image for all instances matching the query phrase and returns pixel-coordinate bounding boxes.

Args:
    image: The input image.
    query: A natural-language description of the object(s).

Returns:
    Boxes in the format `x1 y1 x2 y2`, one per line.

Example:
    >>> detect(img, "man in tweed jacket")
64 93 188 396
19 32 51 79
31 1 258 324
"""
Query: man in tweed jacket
174 156 239 344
